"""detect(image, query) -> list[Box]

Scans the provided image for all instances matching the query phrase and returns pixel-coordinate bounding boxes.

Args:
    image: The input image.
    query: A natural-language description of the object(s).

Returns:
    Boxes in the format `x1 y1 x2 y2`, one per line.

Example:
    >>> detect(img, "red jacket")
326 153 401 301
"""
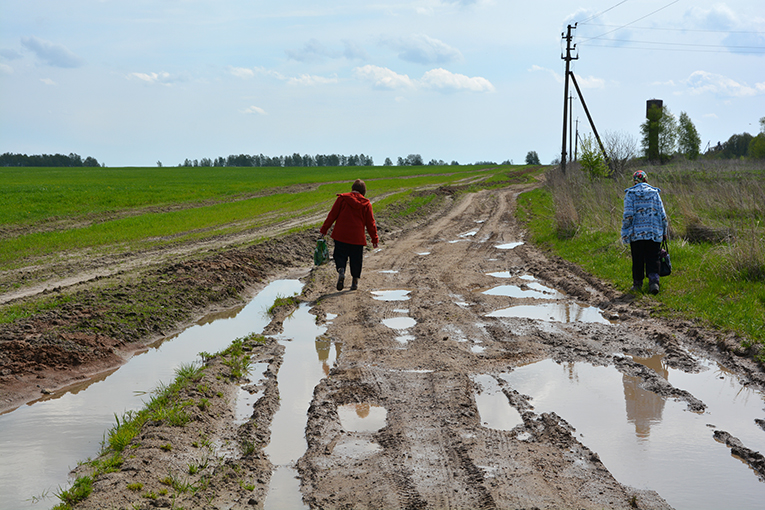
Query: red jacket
320 191 379 246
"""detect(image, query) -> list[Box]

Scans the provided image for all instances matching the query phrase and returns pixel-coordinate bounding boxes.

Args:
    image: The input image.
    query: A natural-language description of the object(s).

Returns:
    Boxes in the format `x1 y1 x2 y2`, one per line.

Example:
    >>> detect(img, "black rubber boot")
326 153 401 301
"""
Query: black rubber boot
350 277 359 291
336 268 345 291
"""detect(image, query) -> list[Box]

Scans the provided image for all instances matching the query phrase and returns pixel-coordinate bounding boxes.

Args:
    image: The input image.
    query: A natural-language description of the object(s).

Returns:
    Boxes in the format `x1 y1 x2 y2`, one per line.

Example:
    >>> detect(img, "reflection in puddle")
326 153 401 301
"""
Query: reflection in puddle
264 303 337 509
382 317 417 330
265 466 307 510
486 302 609 324
503 359 765 510
0 279 305 510
337 403 387 432
235 362 269 424
459 229 479 238
472 374 523 430
371 290 411 301
471 343 486 354
378 270 399 274
333 438 382 458
417 251 430 256
495 242 524 250
482 283 563 300
486 270 513 278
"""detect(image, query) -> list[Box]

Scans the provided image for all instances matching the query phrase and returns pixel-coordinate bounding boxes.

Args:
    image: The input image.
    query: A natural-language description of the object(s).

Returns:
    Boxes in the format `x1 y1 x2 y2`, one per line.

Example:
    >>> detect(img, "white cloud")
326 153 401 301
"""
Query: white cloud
354 65 493 93
20 36 83 68
244 106 267 115
420 68 495 92
685 71 765 97
128 71 174 86
383 34 463 64
40 78 56 86
0 63 13 74
230 67 255 79
529 65 563 84
354 65 414 90
573 73 605 89
287 74 339 86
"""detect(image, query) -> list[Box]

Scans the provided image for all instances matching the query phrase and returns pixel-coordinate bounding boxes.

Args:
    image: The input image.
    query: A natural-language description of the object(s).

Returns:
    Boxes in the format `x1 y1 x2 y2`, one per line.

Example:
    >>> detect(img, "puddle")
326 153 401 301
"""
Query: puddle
378 270 399 274
486 270 514 278
495 241 524 250
416 251 430 256
264 302 338 509
333 438 382 458
486 302 610 324
458 229 479 238
265 466 308 510
337 403 387 432
502 359 765 510
371 290 411 301
326 313 338 322
382 317 417 330
472 374 523 430
235 362 269 424
482 283 564 300
471 343 486 354
0 279 304 510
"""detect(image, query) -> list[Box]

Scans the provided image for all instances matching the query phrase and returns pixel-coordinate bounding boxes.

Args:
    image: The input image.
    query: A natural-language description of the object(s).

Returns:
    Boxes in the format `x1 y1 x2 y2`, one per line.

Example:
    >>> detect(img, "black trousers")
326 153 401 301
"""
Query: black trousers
630 240 661 283
333 240 364 278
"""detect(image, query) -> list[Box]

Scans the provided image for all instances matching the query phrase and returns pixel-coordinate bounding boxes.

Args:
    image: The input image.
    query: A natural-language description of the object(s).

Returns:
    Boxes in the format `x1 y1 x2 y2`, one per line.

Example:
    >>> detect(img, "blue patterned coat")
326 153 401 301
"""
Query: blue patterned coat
621 183 667 244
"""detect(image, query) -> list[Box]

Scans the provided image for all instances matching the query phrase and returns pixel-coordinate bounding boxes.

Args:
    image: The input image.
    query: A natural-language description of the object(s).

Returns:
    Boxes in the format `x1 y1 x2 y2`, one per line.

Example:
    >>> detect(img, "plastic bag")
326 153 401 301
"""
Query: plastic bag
314 238 329 266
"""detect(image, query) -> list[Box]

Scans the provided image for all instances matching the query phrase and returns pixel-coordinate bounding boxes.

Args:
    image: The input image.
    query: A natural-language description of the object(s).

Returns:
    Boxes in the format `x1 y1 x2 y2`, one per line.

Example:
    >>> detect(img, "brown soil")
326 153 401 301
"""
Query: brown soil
2 182 764 509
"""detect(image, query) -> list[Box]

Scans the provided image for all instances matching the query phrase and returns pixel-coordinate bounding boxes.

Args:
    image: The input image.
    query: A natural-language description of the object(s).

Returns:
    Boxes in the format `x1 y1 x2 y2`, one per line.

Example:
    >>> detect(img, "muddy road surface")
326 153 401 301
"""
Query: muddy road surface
4 183 765 509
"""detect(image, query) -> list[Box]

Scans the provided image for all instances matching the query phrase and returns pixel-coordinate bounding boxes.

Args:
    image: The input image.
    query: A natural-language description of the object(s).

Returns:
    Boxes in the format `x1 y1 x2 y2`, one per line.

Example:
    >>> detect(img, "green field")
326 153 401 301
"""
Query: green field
0 165 527 270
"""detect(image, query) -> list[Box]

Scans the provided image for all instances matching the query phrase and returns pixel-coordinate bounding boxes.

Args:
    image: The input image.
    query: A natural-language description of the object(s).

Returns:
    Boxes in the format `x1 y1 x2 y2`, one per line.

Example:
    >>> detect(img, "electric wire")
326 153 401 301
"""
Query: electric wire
578 0 630 25
579 0 680 43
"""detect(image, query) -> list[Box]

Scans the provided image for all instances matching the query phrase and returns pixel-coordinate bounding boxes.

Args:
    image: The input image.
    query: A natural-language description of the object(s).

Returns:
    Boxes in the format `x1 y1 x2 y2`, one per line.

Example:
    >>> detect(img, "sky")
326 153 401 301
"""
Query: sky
1 0 764 167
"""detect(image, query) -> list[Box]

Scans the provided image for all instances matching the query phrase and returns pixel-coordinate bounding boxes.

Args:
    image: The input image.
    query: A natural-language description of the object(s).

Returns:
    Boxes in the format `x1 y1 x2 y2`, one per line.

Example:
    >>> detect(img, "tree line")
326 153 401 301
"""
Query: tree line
176 153 514 168
0 152 102 167
178 153 375 168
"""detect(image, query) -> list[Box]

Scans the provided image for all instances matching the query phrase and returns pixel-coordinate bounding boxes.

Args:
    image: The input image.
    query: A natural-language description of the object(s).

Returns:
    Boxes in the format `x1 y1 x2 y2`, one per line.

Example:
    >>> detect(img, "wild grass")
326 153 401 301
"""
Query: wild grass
519 160 765 362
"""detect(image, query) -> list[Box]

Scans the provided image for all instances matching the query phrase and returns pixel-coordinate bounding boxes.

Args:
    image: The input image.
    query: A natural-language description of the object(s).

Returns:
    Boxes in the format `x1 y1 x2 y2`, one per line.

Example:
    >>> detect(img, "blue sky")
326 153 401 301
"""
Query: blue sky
1 1 763 167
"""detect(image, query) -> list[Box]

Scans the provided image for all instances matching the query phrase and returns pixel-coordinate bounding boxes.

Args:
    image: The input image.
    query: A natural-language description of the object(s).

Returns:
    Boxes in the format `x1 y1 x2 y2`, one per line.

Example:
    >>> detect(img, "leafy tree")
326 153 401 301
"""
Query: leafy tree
640 104 677 163
579 134 610 180
384 157 393 166
720 133 753 159
749 134 765 159
525 151 540 165
677 112 701 160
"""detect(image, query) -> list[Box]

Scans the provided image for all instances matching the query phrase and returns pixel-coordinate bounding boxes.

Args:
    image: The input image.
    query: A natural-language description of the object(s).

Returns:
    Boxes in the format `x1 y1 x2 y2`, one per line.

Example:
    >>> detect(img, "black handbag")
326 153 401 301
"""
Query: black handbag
659 239 672 276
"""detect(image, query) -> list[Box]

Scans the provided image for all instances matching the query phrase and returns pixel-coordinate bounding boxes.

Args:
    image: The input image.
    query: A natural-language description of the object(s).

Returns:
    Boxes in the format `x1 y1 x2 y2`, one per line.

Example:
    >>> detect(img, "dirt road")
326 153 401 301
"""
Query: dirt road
6 182 765 509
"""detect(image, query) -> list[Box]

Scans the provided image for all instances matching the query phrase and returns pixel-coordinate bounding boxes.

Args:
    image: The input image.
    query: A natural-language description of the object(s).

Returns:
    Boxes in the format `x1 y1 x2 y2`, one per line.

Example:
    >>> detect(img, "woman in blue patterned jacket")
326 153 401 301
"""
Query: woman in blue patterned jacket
621 170 668 294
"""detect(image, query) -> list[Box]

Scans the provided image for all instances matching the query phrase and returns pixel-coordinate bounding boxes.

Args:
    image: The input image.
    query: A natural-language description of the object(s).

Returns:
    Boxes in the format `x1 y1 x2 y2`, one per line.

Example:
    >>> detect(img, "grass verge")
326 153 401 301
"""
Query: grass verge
518 162 765 364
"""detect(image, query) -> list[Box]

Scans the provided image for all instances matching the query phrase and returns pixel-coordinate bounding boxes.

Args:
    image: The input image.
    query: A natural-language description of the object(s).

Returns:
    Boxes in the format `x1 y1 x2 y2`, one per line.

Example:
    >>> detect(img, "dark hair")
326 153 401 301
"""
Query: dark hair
351 179 366 196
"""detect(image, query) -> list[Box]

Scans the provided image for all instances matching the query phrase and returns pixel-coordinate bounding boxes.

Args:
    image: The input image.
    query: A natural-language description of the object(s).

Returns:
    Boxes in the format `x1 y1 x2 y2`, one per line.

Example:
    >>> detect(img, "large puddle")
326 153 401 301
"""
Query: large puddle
501 357 765 510
263 302 338 509
0 279 303 510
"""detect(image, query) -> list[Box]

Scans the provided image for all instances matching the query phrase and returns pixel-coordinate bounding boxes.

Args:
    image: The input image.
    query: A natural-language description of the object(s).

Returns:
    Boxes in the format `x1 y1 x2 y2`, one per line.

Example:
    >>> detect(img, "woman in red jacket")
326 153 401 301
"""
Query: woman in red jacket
320 179 379 291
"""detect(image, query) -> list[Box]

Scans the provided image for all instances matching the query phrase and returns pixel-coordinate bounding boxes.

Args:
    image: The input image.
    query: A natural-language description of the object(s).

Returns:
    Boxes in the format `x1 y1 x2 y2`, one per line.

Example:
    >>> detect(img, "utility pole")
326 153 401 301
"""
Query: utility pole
574 118 579 161
560 23 577 174
569 94 574 163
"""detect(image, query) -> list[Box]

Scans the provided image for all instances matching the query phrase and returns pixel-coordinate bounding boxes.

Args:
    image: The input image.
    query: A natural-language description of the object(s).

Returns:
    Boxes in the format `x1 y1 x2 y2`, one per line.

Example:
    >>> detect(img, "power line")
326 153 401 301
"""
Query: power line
582 38 765 51
579 0 630 25
579 0 681 43
579 42 765 54
582 23 765 36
